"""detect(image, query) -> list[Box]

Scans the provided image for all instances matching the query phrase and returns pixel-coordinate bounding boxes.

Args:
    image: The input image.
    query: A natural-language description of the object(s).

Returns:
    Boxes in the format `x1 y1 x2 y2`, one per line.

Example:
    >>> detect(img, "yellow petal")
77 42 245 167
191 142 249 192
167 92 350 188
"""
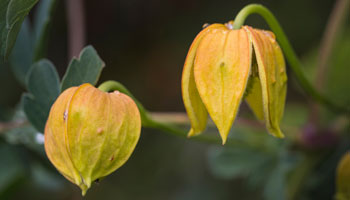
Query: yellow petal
194 28 252 144
245 75 264 121
44 86 82 188
65 84 141 194
182 24 225 137
45 84 141 195
90 90 141 182
244 26 287 138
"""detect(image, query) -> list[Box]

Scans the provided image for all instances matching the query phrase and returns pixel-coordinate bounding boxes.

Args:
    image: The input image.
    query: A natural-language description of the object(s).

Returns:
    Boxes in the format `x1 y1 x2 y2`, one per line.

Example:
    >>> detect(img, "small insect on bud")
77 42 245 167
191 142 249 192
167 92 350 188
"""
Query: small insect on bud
44 83 141 195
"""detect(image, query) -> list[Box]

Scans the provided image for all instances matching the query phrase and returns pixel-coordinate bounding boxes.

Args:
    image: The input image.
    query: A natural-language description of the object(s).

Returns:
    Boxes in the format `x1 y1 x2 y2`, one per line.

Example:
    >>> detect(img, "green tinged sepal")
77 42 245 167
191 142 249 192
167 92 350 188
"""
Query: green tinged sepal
244 26 287 138
44 83 141 195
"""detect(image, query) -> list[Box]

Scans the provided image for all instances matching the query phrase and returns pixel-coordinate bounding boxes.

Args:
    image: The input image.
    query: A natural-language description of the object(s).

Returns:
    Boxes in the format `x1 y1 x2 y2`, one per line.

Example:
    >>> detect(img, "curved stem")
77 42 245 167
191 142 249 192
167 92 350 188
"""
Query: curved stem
98 80 153 127
98 80 258 147
233 4 349 115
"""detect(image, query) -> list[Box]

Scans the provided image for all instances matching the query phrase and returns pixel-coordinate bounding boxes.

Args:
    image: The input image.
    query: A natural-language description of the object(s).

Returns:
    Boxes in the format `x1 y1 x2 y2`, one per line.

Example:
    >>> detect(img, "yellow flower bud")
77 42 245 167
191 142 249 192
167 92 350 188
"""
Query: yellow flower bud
182 22 287 144
336 152 350 200
44 83 141 195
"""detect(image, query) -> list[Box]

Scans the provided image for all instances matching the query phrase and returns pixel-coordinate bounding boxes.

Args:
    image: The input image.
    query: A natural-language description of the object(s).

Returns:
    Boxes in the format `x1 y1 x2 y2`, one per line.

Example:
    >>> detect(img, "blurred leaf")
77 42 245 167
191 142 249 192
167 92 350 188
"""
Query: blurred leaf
282 104 308 127
11 0 56 86
2 104 45 154
208 127 297 200
301 139 350 200
9 18 33 86
4 124 44 154
61 45 105 91
302 29 350 121
9 0 57 85
32 0 57 61
209 147 272 180
0 143 26 196
0 105 14 121
263 163 287 200
22 59 60 132
31 162 66 191
0 0 38 60
325 31 350 109
263 151 297 200
0 59 22 121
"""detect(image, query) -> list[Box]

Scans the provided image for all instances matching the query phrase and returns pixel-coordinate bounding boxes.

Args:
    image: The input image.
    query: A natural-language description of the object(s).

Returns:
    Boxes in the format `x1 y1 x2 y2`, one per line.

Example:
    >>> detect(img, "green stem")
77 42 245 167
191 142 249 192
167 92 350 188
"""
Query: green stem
233 4 349 115
98 80 154 127
98 80 251 147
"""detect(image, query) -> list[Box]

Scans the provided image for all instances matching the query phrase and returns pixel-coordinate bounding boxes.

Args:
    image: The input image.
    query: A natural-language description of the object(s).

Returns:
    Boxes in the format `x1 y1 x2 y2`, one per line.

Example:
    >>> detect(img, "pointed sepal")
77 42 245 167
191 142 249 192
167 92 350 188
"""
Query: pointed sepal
194 28 252 144
244 26 287 138
182 24 223 137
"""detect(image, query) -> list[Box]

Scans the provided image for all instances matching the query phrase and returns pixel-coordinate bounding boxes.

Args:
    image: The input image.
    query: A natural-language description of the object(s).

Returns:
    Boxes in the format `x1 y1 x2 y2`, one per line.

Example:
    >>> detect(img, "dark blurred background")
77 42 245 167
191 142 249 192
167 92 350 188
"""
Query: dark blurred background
50 0 334 111
0 0 345 199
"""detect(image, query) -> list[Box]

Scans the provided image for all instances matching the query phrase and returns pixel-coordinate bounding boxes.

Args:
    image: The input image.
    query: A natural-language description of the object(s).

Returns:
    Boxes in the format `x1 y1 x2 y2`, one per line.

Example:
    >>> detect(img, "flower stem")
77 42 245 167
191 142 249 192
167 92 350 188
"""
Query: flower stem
98 80 154 127
233 4 350 115
98 80 257 147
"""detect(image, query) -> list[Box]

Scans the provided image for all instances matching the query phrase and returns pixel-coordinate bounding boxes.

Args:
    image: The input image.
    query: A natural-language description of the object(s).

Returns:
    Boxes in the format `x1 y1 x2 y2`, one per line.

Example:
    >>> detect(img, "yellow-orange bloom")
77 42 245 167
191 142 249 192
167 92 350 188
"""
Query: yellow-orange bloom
44 83 141 195
182 22 287 144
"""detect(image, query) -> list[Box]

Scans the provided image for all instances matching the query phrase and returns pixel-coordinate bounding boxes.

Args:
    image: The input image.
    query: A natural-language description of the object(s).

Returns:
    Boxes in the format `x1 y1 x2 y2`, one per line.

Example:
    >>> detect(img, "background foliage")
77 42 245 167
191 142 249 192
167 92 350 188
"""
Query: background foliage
0 0 349 199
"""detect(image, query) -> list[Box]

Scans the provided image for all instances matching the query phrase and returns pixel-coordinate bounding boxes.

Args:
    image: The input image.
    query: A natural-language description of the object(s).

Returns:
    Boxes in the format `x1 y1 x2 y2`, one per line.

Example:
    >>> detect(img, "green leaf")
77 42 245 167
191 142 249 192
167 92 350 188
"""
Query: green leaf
2 107 45 154
0 0 39 60
208 128 280 180
302 29 350 121
4 124 44 154
0 143 26 196
0 59 22 121
263 155 293 200
61 45 105 91
208 127 296 200
9 18 33 86
9 0 57 85
22 59 60 132
32 0 57 61
208 146 272 180
325 31 350 109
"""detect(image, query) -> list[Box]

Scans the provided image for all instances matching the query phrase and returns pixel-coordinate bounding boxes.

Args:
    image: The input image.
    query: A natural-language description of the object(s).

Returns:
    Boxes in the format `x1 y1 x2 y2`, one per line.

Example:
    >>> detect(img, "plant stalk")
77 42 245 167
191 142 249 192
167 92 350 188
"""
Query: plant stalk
232 4 349 116
98 80 265 147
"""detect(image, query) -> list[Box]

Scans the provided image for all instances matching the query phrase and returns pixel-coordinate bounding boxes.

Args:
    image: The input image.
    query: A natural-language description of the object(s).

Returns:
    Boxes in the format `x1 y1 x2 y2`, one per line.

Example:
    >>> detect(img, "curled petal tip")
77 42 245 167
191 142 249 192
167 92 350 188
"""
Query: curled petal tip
221 137 227 145
269 127 285 138
187 129 195 138
187 128 205 138
217 126 230 145
80 184 89 196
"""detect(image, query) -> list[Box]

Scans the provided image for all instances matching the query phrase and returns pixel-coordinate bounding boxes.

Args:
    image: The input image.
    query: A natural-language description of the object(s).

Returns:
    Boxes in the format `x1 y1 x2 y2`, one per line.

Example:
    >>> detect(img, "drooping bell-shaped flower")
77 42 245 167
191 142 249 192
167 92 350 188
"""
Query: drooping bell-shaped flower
182 22 287 144
44 83 141 195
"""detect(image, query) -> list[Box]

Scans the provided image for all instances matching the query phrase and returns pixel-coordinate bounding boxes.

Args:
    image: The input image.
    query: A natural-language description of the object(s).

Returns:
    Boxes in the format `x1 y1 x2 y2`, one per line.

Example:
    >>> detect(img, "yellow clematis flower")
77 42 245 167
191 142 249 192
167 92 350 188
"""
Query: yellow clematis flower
44 83 141 195
182 21 287 144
